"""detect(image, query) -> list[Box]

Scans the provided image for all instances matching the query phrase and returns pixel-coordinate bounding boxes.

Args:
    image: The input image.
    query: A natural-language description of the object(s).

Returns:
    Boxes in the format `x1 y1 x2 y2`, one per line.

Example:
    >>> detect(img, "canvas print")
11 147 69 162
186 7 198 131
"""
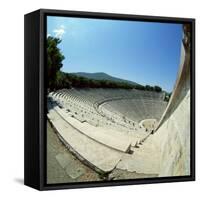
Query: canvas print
46 16 191 184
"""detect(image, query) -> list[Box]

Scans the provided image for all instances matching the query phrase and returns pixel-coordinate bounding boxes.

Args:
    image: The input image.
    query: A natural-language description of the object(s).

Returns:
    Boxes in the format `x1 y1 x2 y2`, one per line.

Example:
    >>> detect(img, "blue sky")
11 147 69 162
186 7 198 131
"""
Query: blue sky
47 16 182 92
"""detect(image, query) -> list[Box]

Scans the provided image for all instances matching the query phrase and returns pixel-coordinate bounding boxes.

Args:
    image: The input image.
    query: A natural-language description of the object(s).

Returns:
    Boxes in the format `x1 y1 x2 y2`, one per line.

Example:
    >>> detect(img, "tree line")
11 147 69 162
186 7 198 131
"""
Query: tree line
47 36 162 93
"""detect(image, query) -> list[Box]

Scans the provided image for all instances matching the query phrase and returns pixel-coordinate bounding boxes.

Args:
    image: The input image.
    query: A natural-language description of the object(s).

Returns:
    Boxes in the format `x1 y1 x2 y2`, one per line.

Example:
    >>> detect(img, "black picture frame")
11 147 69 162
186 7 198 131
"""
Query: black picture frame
24 9 195 191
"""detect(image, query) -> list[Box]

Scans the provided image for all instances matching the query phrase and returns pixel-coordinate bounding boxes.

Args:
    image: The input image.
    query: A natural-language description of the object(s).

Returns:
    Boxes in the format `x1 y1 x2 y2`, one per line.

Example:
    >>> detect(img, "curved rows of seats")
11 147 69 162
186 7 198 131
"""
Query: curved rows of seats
51 91 134 131
101 98 167 122
49 88 167 132
48 88 168 174
49 92 138 133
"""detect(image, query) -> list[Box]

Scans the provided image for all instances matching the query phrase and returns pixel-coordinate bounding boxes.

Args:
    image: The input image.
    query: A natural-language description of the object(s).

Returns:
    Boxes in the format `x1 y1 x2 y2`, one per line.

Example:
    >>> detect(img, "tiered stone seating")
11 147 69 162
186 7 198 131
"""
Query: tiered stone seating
48 104 123 173
48 88 168 174
49 88 167 131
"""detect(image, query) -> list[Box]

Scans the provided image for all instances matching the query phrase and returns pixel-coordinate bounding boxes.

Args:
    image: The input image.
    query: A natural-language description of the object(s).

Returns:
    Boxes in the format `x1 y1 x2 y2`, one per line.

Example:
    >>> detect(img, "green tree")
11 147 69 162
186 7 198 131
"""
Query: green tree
145 85 151 91
47 36 65 90
154 85 162 92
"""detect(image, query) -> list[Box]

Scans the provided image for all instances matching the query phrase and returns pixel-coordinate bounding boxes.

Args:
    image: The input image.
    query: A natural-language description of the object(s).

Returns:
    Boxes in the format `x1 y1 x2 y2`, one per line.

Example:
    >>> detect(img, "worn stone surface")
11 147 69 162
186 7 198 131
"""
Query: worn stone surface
109 169 158 180
47 121 155 183
65 164 85 179
54 106 134 152
48 108 123 173
47 121 101 184
55 153 71 169
116 134 160 174
55 153 85 179
153 35 191 177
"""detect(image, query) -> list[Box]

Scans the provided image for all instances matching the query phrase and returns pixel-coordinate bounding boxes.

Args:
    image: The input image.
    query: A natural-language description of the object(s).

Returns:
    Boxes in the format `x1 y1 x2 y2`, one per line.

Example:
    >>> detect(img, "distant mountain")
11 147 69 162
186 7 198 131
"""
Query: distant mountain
70 72 140 86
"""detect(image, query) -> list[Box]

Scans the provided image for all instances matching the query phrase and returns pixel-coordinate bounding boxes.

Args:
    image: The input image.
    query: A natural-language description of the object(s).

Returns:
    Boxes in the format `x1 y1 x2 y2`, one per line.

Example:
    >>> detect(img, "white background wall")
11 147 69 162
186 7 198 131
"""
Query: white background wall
0 0 198 198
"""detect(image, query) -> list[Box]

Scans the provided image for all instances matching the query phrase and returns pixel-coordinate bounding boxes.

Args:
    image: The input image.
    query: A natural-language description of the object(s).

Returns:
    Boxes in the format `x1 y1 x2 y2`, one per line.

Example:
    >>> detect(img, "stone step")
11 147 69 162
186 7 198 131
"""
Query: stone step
116 136 160 174
54 106 136 152
48 108 123 173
